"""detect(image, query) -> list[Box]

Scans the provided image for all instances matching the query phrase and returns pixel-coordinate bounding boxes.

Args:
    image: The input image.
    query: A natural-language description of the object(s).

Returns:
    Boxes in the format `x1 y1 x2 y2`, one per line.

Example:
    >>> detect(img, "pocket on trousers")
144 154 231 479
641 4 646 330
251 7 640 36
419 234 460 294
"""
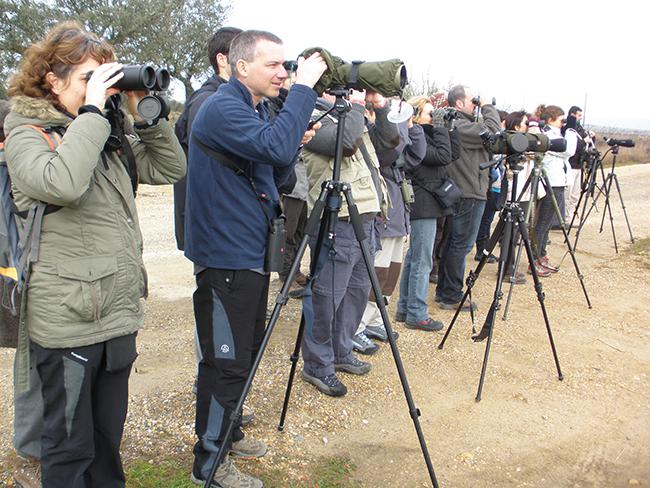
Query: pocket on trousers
57 255 118 321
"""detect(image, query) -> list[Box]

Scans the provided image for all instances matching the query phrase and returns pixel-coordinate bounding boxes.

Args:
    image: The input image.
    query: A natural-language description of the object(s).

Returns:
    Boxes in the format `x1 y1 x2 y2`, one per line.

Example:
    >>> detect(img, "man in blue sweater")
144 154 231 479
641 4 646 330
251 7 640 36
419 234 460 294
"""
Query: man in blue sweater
184 30 326 488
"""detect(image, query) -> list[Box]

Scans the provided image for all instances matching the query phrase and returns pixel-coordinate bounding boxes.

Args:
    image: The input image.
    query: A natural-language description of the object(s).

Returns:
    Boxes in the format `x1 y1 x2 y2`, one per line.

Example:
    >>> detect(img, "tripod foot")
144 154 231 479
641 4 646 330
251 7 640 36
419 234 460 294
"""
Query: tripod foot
475 395 482 402
277 425 285 432
558 374 564 381
472 328 490 343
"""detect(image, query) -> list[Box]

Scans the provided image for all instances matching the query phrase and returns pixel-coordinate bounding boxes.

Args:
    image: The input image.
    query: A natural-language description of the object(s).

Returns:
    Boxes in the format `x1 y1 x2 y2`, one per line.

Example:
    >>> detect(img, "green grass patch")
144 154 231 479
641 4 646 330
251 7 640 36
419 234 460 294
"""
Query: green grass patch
312 456 360 488
126 459 194 488
126 455 360 488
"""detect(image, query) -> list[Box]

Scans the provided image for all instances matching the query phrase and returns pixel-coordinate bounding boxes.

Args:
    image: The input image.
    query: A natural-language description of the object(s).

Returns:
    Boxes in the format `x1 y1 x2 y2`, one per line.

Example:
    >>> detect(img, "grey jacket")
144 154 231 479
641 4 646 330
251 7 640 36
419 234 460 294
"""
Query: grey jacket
302 100 399 218
448 105 501 200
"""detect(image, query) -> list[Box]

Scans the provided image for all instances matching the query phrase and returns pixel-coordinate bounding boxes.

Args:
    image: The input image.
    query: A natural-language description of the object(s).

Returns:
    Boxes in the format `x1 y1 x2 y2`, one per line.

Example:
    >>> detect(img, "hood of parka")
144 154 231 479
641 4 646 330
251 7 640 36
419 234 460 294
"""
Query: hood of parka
4 96 72 134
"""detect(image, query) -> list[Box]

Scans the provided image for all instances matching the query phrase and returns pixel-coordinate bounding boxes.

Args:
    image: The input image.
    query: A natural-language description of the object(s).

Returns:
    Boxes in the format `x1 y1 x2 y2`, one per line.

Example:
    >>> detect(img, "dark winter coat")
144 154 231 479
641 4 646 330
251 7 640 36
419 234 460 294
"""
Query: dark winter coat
173 74 227 250
448 105 501 200
374 122 426 237
407 124 454 219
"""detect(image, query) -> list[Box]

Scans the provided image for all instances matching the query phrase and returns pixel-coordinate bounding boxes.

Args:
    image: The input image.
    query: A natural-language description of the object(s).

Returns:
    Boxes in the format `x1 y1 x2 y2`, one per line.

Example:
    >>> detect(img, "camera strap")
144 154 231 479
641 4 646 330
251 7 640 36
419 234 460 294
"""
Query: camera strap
192 134 275 229
358 141 385 209
104 105 139 197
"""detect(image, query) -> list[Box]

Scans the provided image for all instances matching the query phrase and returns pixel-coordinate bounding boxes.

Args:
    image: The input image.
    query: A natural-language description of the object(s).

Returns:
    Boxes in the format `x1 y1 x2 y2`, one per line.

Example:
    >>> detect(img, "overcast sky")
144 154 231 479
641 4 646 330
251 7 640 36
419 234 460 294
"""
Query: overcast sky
224 0 648 130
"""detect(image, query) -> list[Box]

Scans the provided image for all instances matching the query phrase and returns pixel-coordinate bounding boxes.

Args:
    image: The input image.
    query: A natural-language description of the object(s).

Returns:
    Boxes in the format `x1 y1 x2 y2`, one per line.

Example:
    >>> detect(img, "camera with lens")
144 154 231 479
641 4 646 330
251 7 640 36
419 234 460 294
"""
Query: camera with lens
283 60 298 73
443 108 457 130
480 130 567 155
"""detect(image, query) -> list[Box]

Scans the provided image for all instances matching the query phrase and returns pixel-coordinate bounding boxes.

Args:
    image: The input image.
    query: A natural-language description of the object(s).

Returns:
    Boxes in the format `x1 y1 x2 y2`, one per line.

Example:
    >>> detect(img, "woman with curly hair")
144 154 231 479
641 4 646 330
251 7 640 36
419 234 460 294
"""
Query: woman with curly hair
5 21 185 487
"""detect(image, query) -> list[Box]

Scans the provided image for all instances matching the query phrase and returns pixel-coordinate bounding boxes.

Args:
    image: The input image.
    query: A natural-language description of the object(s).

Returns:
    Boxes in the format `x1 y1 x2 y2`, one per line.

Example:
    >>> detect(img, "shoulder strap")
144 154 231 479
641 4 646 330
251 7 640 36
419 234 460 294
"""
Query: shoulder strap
191 134 251 178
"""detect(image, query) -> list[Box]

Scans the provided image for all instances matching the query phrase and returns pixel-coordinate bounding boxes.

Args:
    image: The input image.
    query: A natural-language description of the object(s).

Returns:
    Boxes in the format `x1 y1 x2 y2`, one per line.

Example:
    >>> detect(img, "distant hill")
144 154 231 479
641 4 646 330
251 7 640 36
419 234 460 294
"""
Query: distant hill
586 125 650 137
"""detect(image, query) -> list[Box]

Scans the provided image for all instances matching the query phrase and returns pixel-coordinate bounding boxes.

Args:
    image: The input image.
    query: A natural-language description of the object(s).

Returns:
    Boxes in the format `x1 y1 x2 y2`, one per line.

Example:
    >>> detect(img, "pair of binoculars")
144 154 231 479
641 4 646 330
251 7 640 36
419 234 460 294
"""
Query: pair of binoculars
85 64 170 91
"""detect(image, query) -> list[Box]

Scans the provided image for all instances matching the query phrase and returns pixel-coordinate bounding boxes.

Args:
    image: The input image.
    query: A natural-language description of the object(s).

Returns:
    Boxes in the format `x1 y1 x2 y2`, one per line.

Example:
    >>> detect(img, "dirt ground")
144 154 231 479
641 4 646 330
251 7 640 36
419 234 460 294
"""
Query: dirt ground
1 164 649 487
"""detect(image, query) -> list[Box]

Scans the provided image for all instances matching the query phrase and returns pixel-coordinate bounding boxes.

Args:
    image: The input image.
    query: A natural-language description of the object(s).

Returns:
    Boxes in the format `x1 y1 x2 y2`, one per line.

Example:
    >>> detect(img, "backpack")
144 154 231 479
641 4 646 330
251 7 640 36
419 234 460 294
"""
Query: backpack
0 125 62 320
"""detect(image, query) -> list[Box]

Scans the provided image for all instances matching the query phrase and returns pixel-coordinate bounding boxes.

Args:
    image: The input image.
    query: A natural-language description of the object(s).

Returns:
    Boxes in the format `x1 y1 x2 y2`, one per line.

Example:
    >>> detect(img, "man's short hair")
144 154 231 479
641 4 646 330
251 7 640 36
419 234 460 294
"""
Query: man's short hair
207 27 243 75
229 30 283 76
448 85 467 108
568 105 582 116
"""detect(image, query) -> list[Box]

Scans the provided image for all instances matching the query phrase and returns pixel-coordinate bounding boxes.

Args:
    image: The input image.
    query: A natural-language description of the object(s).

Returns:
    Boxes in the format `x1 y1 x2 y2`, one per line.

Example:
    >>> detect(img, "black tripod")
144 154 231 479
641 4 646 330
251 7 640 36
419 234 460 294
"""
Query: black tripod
203 88 439 488
500 154 592 321
437 155 563 402
568 143 635 253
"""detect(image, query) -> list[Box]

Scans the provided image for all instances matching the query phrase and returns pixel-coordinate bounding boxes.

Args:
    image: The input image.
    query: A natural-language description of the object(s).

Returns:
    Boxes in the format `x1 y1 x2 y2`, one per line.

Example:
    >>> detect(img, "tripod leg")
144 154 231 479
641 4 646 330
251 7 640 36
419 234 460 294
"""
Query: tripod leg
612 173 635 243
516 217 563 381
473 211 517 400
342 188 440 488
277 198 332 430
599 173 619 252
503 170 540 321
438 213 506 349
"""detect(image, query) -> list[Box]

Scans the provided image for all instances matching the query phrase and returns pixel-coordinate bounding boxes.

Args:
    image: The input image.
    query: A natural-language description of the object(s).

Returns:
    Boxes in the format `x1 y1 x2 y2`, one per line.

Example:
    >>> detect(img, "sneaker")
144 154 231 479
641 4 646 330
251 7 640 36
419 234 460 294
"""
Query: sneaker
230 437 267 459
437 300 478 312
404 317 444 331
394 311 406 322
539 255 559 273
191 458 263 488
352 332 379 355
13 456 40 488
364 324 399 342
528 260 551 277
334 355 372 375
301 370 347 397
501 271 527 285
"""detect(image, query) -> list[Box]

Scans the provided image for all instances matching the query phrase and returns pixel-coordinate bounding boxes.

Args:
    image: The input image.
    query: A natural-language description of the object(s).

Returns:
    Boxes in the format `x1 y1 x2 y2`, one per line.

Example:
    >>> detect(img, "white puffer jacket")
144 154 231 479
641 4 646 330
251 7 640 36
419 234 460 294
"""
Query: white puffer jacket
541 125 578 187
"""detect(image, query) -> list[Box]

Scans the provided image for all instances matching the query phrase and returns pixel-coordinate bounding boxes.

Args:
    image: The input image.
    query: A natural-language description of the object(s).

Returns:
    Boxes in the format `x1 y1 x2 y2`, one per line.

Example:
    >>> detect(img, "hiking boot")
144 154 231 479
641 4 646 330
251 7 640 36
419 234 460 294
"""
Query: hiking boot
501 271 527 285
191 458 263 488
528 260 551 277
352 332 379 355
404 317 444 332
539 255 559 273
394 311 406 322
436 300 478 312
301 370 347 397
13 456 40 488
364 324 399 342
334 355 372 375
230 437 267 459
474 251 497 263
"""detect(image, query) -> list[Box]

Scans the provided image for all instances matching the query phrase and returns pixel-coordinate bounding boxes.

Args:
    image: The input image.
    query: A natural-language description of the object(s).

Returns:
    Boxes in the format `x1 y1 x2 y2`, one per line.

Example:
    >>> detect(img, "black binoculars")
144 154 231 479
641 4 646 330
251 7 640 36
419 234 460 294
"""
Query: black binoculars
85 64 170 91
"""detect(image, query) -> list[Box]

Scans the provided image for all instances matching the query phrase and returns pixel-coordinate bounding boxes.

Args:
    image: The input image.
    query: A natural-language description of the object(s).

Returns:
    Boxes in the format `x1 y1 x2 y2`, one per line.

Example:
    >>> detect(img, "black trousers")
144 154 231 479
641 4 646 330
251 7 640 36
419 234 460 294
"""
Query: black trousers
192 268 268 479
34 334 136 488
279 196 308 282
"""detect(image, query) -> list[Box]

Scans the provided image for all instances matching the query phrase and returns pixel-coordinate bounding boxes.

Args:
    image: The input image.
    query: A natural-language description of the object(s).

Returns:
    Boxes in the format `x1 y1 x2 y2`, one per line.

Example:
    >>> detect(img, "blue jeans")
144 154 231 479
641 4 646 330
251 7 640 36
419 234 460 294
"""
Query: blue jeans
436 198 486 304
397 218 437 323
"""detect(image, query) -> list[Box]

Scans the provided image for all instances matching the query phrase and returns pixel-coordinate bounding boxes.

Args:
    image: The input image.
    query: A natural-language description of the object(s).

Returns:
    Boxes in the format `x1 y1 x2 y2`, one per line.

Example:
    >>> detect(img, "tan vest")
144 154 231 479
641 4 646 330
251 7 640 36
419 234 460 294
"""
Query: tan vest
301 112 390 219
